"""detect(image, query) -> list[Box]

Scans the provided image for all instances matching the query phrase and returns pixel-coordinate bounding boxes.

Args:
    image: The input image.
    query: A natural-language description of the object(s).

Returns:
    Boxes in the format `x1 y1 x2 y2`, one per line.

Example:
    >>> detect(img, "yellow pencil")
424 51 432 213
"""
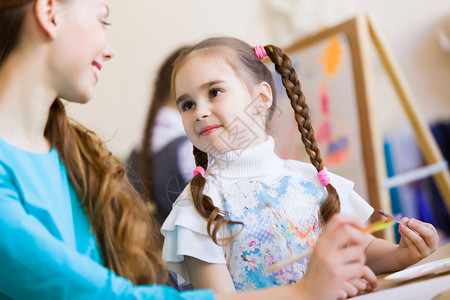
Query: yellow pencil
265 219 395 272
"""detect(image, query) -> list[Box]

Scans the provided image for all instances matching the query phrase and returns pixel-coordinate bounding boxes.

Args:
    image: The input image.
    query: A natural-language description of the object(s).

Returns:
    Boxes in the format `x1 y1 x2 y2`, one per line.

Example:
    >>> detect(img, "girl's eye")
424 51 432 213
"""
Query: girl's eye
180 101 195 112
209 88 222 99
101 20 111 27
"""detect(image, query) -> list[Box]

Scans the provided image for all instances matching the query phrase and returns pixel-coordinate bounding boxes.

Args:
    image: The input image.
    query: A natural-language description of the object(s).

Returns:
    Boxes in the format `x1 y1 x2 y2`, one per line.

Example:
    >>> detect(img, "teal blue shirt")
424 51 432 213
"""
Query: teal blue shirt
0 137 214 300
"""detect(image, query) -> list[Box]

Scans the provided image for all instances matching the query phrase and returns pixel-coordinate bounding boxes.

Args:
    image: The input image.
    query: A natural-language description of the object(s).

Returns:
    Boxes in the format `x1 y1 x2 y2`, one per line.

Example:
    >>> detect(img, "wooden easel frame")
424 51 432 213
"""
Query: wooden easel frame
367 15 450 213
281 15 450 234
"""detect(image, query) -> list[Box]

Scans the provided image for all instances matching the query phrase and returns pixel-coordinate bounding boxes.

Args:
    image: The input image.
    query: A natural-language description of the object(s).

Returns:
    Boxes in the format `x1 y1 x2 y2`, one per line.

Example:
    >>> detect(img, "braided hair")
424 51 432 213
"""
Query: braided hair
264 44 340 221
171 37 340 245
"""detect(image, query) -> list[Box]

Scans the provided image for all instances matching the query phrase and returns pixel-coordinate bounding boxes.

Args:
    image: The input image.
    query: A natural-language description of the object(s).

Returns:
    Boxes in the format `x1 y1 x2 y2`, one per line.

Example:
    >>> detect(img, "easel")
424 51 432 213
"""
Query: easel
366 15 450 214
279 15 450 239
366 17 450 212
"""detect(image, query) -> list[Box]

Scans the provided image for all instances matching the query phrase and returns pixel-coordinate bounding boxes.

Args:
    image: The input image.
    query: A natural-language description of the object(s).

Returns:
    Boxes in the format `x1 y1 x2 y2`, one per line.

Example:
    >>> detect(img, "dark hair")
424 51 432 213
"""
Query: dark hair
171 37 340 245
0 0 167 285
0 1 34 67
138 46 189 206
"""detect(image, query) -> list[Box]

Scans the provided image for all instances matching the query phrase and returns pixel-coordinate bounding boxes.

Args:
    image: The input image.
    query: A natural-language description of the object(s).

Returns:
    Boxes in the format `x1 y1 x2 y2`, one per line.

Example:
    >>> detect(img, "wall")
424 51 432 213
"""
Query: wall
66 0 450 159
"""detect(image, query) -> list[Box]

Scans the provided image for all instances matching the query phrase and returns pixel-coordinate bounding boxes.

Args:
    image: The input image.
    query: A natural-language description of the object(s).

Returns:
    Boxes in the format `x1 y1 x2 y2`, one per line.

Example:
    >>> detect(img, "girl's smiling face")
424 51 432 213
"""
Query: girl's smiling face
49 0 114 103
174 53 270 154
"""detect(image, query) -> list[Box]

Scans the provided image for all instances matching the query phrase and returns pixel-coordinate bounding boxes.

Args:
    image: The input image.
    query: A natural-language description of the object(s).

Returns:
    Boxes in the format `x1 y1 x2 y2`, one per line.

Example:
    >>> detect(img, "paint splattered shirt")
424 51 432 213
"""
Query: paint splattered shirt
161 136 374 291
222 174 324 290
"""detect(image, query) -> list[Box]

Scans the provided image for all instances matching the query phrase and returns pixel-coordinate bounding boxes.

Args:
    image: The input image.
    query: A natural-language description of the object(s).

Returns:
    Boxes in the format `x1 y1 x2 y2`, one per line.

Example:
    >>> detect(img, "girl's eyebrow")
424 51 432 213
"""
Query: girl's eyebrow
199 80 224 90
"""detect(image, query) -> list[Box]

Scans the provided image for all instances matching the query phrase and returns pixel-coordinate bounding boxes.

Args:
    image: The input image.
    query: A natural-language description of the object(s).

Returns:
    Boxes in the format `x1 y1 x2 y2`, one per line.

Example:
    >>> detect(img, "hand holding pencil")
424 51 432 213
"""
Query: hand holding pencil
295 214 368 300
266 213 397 272
393 212 439 270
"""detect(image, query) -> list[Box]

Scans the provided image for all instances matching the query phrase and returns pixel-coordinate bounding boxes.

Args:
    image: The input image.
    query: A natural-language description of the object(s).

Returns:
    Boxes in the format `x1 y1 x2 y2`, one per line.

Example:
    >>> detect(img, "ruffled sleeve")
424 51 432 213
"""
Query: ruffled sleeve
328 172 374 224
284 160 374 224
161 183 227 285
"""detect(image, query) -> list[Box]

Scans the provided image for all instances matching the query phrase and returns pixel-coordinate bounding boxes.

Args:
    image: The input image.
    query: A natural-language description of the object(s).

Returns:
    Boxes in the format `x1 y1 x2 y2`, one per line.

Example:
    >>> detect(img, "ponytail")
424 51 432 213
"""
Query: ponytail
45 99 167 285
190 147 243 246
172 37 339 245
264 45 340 222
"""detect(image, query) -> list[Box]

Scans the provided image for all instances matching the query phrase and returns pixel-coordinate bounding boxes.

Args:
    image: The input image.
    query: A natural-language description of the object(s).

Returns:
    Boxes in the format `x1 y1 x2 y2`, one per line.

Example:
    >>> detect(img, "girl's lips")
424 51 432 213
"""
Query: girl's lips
200 125 221 136
92 61 102 83
92 61 102 70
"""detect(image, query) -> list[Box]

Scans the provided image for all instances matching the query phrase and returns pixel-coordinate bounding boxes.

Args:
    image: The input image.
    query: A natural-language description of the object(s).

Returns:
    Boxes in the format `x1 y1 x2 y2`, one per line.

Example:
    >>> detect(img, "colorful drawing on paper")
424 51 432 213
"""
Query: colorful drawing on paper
320 36 344 77
268 34 369 200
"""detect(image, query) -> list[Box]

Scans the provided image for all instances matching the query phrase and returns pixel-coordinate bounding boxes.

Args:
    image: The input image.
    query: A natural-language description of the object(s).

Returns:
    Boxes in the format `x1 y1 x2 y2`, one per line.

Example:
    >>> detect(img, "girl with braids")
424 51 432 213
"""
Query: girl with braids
126 46 195 226
0 1 371 300
162 37 439 294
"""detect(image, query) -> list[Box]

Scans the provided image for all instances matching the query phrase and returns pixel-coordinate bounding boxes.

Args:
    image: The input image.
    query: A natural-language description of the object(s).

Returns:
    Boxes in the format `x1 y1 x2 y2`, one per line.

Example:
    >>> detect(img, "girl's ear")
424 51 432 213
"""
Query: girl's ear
255 81 273 114
34 0 58 39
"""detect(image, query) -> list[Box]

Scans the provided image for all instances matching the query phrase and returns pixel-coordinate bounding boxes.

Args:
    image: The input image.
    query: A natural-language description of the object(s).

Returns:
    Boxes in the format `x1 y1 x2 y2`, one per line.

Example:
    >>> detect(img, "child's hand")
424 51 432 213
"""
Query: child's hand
298 214 366 300
396 217 439 268
338 266 378 299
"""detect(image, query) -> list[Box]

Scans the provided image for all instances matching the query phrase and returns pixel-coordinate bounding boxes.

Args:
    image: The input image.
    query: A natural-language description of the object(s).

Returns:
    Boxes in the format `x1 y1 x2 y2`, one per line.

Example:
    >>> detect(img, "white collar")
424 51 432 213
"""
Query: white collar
208 136 283 179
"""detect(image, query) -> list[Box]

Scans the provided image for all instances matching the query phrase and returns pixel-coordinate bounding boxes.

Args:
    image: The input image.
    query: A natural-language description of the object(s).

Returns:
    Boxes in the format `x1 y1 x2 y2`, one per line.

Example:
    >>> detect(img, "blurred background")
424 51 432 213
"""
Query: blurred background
65 0 450 242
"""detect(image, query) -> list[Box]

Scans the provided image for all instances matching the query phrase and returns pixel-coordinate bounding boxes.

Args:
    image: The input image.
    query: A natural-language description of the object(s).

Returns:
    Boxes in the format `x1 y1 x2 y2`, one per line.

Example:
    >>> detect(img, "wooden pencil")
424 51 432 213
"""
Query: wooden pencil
265 219 395 272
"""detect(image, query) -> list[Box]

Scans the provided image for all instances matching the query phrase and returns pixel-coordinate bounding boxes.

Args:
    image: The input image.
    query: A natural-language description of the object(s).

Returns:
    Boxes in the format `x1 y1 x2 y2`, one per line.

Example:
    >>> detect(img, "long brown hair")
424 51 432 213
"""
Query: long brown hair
139 46 189 206
171 37 340 245
1 0 166 285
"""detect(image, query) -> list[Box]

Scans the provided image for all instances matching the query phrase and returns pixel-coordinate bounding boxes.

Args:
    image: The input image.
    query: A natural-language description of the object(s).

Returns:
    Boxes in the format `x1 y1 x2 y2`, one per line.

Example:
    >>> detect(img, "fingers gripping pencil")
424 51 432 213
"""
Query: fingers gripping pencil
266 218 397 272
377 210 420 236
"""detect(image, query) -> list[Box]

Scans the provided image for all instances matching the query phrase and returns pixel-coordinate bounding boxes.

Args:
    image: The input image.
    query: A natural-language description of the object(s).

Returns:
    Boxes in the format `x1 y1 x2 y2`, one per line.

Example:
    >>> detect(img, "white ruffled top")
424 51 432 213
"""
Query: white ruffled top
161 136 374 285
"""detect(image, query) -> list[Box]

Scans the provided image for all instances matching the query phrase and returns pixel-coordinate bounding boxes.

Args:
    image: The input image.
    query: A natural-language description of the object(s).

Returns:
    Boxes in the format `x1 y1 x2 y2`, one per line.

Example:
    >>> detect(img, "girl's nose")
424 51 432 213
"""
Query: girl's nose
103 41 115 61
195 102 212 121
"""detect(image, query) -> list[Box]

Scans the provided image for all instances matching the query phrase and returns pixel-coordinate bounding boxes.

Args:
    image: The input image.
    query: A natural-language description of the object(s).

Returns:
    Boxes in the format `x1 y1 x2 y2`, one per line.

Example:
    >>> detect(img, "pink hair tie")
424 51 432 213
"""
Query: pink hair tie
193 166 205 178
254 45 267 60
317 169 330 187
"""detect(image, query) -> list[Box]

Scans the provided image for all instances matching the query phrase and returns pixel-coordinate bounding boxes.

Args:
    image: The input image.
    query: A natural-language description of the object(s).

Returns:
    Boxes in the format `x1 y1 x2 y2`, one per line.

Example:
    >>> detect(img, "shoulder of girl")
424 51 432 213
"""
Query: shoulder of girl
172 183 194 206
284 159 317 174
328 171 354 188
171 181 222 209
161 184 209 234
